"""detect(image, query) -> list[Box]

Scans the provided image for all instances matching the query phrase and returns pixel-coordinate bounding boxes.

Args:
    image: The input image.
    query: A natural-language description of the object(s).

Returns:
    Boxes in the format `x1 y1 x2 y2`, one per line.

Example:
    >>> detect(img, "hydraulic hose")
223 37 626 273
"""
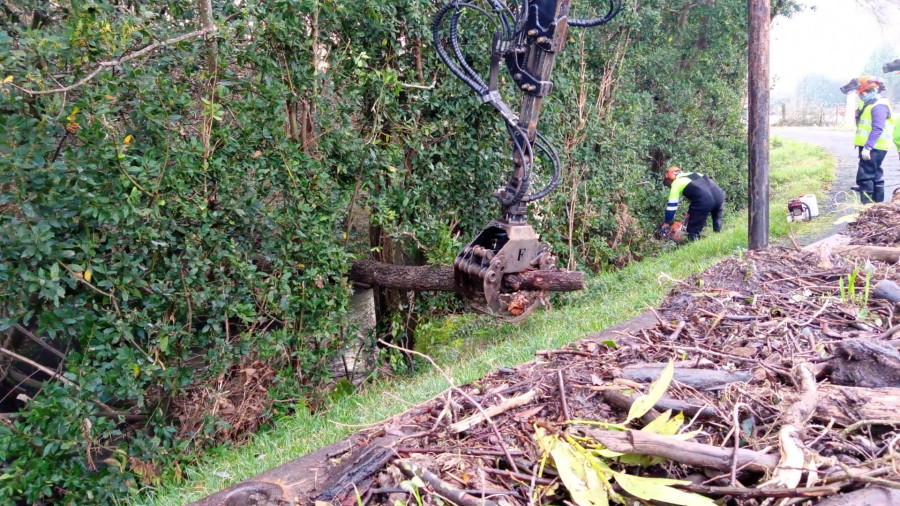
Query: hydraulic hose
522 130 560 202
498 122 534 206
449 7 488 91
432 3 486 94
569 0 622 27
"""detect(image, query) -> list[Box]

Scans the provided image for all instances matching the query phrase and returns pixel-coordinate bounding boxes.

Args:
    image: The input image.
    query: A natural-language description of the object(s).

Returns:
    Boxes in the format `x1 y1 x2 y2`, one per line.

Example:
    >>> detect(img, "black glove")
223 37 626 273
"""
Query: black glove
655 223 670 240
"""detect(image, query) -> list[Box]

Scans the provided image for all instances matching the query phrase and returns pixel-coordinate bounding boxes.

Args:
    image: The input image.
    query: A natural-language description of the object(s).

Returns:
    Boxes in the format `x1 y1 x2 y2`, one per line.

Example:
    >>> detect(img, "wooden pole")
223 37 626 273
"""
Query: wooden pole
747 0 770 250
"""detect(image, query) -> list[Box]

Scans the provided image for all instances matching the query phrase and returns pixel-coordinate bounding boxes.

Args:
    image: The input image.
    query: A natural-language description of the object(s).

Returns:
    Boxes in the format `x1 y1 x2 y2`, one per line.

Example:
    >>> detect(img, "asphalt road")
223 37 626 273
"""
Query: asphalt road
773 126 900 200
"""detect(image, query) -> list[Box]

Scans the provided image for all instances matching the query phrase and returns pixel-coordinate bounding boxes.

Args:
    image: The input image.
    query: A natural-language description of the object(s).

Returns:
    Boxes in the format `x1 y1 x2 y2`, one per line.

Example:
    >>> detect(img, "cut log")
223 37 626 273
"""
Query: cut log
833 245 900 264
619 367 751 390
872 279 900 304
602 390 717 422
601 390 661 426
347 260 584 293
828 339 900 388
312 446 394 504
582 428 780 473
189 434 401 505
815 384 900 426
503 271 585 292
813 486 900 506
623 359 716 370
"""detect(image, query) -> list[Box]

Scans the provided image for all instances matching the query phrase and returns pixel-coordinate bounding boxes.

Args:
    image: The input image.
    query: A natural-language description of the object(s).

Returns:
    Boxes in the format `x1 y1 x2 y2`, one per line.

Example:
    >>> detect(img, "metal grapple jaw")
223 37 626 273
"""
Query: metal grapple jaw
453 220 555 320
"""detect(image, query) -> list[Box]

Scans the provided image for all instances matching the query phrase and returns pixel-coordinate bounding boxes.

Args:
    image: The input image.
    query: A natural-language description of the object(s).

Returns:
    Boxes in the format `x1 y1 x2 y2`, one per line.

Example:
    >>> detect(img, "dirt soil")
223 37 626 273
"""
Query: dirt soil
195 204 900 506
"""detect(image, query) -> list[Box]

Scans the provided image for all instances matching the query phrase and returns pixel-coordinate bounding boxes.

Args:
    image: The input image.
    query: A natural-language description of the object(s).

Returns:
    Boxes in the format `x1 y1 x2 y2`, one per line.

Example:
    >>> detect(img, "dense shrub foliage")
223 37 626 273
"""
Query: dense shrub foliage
0 0 769 502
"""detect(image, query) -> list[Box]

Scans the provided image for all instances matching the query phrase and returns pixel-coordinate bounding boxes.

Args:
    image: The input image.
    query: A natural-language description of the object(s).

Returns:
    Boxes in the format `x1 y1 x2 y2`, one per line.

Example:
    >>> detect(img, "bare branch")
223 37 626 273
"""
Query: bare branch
13 27 217 96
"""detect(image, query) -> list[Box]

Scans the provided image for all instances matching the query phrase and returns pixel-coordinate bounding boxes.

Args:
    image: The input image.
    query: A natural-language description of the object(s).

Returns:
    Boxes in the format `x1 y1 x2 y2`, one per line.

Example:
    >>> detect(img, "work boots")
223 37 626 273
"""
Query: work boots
856 181 875 204
874 181 885 203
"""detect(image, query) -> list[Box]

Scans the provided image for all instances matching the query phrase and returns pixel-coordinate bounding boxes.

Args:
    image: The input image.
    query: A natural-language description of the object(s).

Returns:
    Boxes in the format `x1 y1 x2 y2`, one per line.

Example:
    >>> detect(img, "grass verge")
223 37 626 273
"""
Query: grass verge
143 137 834 505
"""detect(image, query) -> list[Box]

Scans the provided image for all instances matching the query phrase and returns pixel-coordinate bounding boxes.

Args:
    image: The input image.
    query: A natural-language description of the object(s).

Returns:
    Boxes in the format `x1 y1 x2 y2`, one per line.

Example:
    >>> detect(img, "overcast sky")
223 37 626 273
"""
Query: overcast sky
771 0 900 97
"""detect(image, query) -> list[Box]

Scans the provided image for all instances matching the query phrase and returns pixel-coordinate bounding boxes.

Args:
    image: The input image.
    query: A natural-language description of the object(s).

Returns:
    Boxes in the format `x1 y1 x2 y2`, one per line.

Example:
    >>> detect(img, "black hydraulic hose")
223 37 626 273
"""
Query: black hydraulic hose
487 0 516 34
569 0 622 27
522 130 561 202
432 3 486 94
449 7 488 91
461 1 510 40
498 122 533 206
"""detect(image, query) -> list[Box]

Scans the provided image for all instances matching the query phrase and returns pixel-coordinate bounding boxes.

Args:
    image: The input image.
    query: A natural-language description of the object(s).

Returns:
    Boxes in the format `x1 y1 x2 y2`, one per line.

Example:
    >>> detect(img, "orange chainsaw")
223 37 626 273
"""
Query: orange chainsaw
667 221 685 242
655 220 685 242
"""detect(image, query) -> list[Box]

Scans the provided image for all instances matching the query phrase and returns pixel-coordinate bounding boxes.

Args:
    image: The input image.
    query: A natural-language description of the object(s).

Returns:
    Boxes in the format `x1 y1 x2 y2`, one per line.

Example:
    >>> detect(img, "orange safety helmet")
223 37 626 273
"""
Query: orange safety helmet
857 76 886 95
664 166 683 187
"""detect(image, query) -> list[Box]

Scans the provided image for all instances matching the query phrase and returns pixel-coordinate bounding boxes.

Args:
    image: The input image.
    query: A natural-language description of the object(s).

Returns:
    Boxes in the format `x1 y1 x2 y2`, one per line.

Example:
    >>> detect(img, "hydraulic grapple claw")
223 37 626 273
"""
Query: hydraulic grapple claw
453 220 554 317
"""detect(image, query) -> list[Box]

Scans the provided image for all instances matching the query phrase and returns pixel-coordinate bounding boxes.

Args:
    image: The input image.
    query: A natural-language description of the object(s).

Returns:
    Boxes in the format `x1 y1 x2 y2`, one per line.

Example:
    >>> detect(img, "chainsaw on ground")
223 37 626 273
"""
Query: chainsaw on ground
433 0 622 319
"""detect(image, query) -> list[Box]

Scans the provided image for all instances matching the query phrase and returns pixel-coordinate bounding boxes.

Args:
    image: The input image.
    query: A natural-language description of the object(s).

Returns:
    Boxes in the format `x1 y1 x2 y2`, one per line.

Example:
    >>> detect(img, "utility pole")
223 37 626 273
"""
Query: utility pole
748 0 770 250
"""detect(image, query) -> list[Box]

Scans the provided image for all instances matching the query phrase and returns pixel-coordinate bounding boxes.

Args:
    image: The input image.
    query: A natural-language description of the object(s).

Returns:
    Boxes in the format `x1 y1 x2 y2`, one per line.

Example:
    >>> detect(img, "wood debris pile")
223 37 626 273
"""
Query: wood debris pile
204 205 900 506
304 242 900 506
847 202 900 246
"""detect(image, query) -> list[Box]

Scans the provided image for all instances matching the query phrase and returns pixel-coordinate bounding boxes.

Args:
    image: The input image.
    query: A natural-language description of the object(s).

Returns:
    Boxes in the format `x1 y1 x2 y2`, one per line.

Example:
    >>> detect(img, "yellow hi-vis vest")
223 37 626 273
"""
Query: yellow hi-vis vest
895 113 900 151
855 97 895 150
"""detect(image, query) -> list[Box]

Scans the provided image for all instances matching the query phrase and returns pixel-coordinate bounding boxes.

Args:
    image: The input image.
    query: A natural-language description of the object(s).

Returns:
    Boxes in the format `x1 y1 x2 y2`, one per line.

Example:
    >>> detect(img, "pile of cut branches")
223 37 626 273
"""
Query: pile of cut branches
847 201 900 246
207 204 900 506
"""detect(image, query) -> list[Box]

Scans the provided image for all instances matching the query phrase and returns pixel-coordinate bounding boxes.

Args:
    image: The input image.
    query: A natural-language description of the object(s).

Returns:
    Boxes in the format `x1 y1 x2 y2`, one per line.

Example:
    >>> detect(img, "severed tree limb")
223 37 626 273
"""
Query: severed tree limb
619 367 751 390
676 483 840 499
815 385 900 426
449 389 537 434
833 245 900 264
762 362 817 489
813 486 900 506
312 446 394 504
872 280 900 305
582 428 781 473
348 260 584 293
398 460 500 506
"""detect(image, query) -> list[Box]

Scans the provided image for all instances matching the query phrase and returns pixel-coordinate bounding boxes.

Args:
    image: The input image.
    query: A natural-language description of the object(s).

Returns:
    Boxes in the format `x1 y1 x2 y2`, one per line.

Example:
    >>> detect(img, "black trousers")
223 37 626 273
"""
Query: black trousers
857 147 886 203
686 176 726 239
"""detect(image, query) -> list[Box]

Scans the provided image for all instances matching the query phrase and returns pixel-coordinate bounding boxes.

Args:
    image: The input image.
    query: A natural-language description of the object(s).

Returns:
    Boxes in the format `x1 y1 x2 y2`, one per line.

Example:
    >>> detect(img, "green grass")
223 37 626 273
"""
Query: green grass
142 138 835 505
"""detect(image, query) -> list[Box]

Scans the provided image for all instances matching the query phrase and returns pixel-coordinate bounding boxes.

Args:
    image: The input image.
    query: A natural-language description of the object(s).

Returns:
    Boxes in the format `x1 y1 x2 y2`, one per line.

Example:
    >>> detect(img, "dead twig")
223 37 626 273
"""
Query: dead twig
398 460 501 506
762 362 817 489
840 419 900 437
449 389 537 434
669 320 687 341
557 370 571 422
378 339 521 473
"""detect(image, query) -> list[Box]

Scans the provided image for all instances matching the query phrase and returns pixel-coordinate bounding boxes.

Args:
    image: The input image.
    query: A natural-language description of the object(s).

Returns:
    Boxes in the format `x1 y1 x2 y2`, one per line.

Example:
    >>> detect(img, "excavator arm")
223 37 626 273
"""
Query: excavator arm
433 0 621 318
